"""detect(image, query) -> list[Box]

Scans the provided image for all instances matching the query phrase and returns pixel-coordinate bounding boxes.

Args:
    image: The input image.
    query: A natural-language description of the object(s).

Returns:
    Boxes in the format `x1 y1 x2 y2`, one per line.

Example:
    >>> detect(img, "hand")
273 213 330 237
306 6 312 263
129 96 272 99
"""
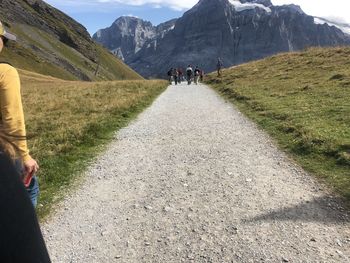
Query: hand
23 158 39 187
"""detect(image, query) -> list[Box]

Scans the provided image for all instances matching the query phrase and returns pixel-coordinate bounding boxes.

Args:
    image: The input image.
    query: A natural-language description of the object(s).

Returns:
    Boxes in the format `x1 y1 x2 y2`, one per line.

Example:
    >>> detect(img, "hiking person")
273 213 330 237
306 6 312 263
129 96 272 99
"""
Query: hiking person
217 57 223 77
0 21 40 207
0 131 51 263
177 68 183 84
167 68 173 84
194 66 201 85
186 65 193 85
172 67 178 85
200 69 204 82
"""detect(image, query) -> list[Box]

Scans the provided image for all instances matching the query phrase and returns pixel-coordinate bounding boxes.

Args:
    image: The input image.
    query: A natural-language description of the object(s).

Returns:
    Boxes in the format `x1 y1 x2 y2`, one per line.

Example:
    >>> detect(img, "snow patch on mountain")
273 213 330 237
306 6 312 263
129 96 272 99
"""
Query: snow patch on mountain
95 30 102 38
112 48 124 61
159 25 175 38
228 0 271 13
314 17 350 35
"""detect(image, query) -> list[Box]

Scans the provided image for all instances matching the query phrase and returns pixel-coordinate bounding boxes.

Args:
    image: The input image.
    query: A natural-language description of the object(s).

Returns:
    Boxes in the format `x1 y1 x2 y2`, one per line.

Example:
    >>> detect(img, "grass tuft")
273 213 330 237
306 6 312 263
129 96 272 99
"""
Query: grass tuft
329 74 345 81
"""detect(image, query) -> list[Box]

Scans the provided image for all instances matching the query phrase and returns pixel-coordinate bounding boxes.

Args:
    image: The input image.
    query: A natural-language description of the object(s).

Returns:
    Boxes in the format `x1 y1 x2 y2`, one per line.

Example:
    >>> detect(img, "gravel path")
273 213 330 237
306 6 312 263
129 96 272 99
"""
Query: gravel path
43 83 350 263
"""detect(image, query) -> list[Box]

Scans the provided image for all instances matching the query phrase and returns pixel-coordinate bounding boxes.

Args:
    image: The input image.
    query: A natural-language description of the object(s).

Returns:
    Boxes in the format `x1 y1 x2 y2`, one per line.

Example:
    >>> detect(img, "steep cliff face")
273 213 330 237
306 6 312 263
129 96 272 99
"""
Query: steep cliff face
93 17 176 61
93 17 156 61
94 0 350 78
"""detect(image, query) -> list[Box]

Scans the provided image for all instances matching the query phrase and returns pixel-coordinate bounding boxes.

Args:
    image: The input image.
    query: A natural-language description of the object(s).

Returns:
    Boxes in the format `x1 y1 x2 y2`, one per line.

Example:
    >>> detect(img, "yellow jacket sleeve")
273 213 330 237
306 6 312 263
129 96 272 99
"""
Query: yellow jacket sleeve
0 64 31 162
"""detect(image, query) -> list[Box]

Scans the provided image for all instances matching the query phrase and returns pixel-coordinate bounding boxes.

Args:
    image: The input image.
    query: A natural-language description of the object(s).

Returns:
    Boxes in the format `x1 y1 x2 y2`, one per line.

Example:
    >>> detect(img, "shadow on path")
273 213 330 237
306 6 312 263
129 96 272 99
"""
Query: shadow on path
244 196 349 224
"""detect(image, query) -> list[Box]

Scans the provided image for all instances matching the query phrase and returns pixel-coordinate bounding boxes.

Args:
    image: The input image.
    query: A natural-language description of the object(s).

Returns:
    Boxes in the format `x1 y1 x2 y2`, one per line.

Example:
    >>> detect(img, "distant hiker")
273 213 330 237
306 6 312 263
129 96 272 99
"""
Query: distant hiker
0 21 40 207
177 68 183 84
194 66 201 85
186 65 193 85
200 69 204 82
217 57 223 77
172 67 178 85
0 131 51 263
167 68 173 84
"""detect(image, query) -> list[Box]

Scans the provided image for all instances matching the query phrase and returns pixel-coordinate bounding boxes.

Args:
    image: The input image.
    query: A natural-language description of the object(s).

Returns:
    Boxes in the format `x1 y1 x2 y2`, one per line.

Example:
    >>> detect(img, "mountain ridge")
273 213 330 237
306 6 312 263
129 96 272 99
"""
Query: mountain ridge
93 0 350 78
93 16 177 63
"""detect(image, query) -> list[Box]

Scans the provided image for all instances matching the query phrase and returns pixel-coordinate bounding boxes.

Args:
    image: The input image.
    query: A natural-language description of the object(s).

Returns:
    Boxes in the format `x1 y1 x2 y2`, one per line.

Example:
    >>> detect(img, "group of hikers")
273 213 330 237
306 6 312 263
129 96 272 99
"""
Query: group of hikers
167 65 204 85
167 58 224 85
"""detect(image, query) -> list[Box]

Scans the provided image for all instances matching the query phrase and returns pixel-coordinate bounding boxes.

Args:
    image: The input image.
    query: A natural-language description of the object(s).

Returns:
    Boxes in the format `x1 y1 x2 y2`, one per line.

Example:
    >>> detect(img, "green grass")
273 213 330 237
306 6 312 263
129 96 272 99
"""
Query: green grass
2 23 141 81
205 47 350 205
94 44 143 81
19 70 167 217
1 41 78 81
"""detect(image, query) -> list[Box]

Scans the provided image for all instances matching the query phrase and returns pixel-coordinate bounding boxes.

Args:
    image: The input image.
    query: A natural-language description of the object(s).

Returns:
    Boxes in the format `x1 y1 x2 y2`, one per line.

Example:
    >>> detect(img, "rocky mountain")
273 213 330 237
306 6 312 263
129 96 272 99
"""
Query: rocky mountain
93 17 176 62
0 0 141 81
93 0 350 78
314 17 350 35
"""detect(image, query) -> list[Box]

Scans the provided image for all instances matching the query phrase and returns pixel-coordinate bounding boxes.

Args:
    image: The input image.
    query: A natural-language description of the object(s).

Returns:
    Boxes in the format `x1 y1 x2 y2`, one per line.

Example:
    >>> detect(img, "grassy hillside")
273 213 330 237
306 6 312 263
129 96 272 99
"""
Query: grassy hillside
19 69 167 217
1 26 142 81
0 0 141 81
205 47 350 204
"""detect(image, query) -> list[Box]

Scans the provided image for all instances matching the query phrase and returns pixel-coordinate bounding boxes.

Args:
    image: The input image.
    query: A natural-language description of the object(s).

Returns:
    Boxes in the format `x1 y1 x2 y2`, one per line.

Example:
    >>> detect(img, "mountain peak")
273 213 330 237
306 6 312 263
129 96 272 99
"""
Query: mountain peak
192 0 274 13
94 0 350 78
282 4 305 14
117 16 141 21
114 16 151 25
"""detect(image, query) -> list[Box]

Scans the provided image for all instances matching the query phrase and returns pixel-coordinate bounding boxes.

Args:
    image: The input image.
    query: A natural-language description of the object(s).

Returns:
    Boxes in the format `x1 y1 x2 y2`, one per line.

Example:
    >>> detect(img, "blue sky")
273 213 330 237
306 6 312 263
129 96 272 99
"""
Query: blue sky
43 0 350 35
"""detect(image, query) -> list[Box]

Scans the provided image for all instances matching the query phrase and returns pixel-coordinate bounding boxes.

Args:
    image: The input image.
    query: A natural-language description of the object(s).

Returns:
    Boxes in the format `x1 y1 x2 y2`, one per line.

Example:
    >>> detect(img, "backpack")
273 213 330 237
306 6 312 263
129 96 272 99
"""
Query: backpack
167 70 172 76
186 68 192 75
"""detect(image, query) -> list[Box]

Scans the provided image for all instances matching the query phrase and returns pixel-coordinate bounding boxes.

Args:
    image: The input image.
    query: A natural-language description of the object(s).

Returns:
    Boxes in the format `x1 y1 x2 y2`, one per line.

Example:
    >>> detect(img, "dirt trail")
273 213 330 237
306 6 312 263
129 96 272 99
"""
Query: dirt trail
43 83 350 262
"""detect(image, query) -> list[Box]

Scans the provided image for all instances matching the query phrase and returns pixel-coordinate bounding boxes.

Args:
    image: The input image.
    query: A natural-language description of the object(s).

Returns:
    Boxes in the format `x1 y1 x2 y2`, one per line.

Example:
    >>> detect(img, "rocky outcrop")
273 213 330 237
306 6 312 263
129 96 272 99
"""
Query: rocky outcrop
94 0 350 78
93 17 176 62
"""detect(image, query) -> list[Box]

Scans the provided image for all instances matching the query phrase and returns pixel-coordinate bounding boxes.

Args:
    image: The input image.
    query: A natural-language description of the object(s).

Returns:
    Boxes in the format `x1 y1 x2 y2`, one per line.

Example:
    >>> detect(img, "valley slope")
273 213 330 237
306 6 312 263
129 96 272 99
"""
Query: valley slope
0 0 141 81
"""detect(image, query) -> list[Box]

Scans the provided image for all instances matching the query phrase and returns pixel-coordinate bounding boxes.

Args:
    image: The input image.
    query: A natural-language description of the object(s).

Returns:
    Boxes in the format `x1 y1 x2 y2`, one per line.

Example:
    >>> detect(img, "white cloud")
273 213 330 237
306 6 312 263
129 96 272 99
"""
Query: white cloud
314 17 350 35
44 0 198 12
73 0 197 10
44 0 350 24
271 0 350 23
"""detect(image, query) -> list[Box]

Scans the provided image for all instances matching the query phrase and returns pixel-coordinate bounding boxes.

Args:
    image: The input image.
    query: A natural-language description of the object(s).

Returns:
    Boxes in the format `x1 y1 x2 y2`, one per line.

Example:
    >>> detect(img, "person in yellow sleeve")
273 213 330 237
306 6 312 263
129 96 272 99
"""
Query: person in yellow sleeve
0 21 40 207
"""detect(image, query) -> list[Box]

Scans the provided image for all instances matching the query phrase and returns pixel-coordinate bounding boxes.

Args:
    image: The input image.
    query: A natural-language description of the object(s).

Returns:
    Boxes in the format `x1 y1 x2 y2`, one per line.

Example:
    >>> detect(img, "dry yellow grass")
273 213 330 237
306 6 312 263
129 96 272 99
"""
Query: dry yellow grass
18 69 168 216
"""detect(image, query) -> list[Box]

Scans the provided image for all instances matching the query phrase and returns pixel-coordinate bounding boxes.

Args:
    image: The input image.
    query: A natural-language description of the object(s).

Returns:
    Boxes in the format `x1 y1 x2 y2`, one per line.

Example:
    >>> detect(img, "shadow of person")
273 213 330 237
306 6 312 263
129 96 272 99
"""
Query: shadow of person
244 196 349 224
0 153 51 262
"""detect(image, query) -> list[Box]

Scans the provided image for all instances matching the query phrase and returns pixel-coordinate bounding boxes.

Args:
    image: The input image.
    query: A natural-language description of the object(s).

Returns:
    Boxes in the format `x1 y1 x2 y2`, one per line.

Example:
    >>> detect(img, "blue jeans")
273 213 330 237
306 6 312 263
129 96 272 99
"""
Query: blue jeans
15 160 40 208
27 176 39 207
